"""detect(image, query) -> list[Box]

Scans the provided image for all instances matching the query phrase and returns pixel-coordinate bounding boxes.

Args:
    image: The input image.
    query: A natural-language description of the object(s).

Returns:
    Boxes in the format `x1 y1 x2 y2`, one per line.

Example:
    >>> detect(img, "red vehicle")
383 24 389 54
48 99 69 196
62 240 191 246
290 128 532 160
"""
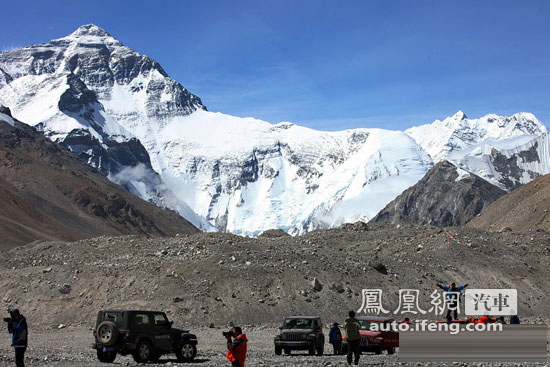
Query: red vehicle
342 316 399 355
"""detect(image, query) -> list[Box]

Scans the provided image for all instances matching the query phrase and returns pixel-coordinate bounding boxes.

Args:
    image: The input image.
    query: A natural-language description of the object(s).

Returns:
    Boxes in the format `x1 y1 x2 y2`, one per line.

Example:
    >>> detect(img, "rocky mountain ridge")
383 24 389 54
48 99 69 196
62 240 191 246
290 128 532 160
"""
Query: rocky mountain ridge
371 161 506 227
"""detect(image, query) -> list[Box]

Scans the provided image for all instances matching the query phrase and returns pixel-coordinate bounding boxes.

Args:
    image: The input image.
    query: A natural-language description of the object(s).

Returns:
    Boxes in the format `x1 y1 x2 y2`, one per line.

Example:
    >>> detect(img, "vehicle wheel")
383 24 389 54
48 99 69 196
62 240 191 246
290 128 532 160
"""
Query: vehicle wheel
176 342 197 362
375 346 383 355
275 346 282 355
96 349 117 363
132 340 153 363
316 346 324 356
386 347 395 355
284 348 291 355
96 321 119 347
308 343 315 355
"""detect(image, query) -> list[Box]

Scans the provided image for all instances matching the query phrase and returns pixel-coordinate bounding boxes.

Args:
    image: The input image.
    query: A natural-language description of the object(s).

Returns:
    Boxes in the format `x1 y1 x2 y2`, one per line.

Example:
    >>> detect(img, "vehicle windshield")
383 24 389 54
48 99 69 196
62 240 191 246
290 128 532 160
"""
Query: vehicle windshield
359 320 374 330
283 318 314 329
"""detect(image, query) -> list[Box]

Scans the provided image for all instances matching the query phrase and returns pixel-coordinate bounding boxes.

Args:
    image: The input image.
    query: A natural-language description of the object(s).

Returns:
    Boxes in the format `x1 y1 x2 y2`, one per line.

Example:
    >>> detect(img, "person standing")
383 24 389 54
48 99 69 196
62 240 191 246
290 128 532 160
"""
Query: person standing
225 327 247 367
437 282 469 320
328 322 342 355
344 311 361 365
7 309 28 367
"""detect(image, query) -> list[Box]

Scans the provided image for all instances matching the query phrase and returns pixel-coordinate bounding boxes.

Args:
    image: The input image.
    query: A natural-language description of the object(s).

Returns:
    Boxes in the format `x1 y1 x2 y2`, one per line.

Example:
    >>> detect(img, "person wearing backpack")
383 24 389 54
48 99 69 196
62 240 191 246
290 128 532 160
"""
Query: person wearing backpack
344 311 361 365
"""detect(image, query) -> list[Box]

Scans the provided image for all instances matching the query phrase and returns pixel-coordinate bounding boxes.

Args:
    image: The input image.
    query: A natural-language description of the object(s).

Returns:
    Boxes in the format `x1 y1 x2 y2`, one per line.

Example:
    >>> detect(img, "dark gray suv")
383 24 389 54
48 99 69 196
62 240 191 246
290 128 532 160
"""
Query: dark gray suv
274 316 324 355
92 310 198 363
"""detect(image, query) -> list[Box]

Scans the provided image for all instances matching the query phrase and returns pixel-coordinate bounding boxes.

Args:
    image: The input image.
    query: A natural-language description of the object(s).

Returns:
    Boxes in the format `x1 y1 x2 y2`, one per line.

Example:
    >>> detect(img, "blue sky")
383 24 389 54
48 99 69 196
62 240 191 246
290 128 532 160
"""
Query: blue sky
1 0 549 130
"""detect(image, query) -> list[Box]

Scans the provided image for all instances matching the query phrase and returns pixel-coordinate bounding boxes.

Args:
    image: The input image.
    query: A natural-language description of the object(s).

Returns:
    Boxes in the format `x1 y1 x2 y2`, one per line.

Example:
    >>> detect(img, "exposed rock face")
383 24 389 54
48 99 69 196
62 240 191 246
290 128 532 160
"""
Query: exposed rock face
371 161 506 227
467 173 550 232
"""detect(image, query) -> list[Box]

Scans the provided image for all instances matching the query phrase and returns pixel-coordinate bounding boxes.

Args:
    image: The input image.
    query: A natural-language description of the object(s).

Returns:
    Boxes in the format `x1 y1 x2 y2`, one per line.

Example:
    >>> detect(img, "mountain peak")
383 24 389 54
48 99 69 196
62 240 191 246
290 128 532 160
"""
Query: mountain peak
70 24 112 38
452 110 467 120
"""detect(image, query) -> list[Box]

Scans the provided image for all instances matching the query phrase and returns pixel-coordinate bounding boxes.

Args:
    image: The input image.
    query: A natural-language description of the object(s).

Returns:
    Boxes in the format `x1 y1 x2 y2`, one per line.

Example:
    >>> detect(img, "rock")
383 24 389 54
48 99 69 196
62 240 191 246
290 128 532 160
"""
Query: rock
59 284 71 294
173 297 183 303
370 262 388 275
311 277 323 292
43 267 52 273
331 283 345 293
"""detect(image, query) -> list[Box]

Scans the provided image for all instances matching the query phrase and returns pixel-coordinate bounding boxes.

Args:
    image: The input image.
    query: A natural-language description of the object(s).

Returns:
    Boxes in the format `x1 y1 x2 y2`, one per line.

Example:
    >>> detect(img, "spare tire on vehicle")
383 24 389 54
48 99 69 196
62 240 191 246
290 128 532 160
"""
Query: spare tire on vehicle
96 321 119 346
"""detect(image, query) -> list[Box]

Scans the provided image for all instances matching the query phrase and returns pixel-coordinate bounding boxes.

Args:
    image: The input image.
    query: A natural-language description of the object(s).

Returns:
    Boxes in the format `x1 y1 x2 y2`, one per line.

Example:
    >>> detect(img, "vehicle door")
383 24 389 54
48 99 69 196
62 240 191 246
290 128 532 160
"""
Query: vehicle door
153 312 173 351
132 312 154 345
382 321 399 348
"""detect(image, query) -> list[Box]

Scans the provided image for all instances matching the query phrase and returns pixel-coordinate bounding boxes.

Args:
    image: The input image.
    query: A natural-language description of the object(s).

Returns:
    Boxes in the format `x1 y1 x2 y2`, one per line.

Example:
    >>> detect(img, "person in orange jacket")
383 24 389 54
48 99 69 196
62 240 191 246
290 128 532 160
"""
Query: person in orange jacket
225 327 248 367
478 315 490 324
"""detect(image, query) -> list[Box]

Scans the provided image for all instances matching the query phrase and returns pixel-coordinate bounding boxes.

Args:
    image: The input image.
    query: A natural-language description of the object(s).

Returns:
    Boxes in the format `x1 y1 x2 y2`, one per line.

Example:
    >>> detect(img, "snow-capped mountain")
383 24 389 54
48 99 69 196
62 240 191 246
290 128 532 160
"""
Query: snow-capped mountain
152 110 433 234
406 111 549 191
0 25 436 235
450 133 550 191
0 25 212 231
1 24 548 235
406 110 547 161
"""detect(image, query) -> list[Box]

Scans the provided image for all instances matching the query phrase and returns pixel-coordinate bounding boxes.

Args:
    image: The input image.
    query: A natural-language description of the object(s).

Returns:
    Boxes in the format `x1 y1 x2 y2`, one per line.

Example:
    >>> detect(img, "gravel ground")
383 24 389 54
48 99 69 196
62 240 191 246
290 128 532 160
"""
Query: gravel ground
0 326 547 367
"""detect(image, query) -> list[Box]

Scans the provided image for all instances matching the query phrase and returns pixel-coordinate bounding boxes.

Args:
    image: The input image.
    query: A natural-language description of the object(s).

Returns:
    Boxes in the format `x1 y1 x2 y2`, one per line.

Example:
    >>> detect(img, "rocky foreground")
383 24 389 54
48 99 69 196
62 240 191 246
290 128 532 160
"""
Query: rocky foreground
1 223 549 328
0 325 548 367
0 223 549 366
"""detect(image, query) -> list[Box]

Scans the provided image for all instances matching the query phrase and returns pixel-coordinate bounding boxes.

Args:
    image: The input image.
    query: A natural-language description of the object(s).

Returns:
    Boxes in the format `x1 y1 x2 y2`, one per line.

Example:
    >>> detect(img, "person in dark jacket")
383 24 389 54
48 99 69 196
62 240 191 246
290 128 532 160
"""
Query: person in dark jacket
437 282 468 320
328 322 342 355
7 309 28 367
344 311 361 365
510 315 520 324
225 327 247 367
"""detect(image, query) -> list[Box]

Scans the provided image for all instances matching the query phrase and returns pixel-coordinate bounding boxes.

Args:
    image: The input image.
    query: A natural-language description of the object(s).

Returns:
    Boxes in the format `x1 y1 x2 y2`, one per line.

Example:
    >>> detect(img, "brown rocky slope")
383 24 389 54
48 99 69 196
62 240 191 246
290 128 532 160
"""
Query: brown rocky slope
468 173 550 232
0 108 198 249
1 223 548 328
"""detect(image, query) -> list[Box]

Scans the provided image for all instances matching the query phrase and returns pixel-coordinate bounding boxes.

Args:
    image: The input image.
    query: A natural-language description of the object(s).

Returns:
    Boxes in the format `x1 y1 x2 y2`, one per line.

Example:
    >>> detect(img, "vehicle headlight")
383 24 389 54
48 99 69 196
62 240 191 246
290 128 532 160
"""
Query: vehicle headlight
307 334 316 340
